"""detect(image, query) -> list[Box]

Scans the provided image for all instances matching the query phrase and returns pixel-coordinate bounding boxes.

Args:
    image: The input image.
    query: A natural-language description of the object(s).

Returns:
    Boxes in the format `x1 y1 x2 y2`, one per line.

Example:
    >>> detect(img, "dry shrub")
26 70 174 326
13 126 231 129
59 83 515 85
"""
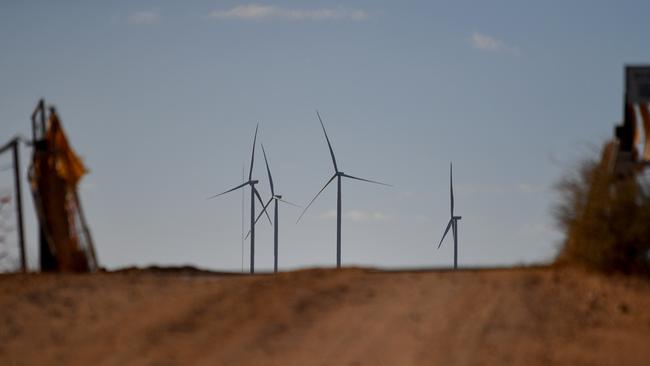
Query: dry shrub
555 157 650 274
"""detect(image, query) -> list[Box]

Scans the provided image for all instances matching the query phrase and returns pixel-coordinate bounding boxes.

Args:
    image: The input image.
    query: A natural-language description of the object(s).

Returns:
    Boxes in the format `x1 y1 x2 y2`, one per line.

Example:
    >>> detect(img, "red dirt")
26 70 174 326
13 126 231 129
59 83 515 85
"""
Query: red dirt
1 266 649 365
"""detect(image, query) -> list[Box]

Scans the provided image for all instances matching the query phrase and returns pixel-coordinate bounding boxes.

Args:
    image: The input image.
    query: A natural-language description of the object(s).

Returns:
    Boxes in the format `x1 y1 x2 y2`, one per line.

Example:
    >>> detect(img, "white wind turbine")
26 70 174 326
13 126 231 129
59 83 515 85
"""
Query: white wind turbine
245 144 300 273
208 124 271 274
297 111 390 268
438 163 462 269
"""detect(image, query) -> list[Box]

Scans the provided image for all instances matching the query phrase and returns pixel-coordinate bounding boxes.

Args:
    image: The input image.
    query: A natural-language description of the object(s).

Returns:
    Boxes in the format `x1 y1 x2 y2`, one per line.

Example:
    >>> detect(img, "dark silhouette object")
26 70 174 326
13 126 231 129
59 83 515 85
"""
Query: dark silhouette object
0 137 27 272
297 111 390 268
438 163 461 269
32 100 56 271
208 124 271 274
245 144 300 273
610 66 650 177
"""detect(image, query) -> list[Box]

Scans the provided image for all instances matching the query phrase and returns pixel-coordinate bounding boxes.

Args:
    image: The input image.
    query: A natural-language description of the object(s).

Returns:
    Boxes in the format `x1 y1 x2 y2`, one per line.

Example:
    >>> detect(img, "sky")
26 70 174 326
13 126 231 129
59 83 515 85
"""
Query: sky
1 0 650 272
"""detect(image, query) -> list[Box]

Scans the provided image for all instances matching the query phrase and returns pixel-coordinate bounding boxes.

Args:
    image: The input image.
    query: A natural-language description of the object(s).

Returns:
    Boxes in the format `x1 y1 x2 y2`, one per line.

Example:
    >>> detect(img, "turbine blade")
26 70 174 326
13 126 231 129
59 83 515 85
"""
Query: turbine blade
207 181 249 200
296 174 336 223
254 188 273 225
249 124 259 181
437 219 453 249
452 219 458 241
316 110 339 173
450 162 454 217
261 144 274 196
341 173 392 187
256 197 273 224
245 197 274 239
278 198 301 208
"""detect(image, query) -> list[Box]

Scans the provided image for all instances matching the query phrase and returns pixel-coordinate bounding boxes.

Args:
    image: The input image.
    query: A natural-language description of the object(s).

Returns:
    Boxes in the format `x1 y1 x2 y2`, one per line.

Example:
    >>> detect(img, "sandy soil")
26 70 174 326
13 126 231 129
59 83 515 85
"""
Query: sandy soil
1 266 649 365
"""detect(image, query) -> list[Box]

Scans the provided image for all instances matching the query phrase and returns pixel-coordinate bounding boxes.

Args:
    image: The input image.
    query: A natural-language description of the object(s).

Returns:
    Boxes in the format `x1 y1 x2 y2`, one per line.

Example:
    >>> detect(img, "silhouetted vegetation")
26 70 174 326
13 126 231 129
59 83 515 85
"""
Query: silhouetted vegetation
555 158 650 274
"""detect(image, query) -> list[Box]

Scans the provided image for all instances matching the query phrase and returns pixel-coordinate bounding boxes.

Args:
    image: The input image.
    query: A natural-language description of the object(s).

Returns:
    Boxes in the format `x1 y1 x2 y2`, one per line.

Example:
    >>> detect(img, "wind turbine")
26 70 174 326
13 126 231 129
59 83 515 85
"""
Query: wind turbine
438 163 461 269
208 124 271 274
245 144 300 273
297 110 390 268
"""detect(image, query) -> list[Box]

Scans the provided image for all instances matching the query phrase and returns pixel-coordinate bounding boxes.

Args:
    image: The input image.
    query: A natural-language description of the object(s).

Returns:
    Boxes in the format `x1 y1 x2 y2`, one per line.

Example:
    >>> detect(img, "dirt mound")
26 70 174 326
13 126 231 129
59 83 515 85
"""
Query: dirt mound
1 266 649 365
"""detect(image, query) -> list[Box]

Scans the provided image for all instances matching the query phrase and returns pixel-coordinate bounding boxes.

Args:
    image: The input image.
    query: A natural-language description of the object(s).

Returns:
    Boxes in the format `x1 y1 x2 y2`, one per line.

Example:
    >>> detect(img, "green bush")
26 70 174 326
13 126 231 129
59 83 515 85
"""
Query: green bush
554 157 650 274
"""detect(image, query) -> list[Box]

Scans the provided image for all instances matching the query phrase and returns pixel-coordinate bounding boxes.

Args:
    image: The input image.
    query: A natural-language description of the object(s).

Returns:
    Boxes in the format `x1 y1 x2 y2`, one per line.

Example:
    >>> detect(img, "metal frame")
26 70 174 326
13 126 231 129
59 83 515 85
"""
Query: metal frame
0 138 27 272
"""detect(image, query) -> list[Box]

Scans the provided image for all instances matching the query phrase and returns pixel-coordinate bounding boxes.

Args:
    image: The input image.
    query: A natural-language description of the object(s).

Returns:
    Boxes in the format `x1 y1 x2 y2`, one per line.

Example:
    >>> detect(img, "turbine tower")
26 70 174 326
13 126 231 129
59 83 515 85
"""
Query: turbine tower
297 110 390 268
208 124 271 274
245 144 300 273
438 163 461 269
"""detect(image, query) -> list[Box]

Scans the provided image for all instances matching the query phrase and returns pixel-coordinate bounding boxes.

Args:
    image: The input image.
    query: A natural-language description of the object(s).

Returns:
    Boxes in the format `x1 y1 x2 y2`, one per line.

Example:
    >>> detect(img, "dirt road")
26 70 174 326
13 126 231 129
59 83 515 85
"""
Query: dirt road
1 266 649 365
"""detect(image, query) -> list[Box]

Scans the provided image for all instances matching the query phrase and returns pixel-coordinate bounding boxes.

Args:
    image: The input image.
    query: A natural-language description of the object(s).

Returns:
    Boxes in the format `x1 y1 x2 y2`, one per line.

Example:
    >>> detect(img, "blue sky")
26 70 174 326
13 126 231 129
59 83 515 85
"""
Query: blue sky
1 1 649 271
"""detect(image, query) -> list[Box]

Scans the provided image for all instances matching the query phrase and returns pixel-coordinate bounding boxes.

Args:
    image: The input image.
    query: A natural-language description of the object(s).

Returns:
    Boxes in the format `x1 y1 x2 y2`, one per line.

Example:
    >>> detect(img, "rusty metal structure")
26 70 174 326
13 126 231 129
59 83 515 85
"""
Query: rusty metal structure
30 99 98 272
